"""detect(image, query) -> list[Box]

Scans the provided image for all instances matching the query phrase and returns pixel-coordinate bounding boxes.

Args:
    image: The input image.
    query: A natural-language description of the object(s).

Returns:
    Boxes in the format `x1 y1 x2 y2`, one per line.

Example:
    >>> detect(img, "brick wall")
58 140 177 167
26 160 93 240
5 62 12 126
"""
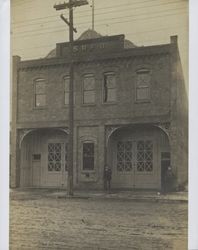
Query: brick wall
12 40 189 189
169 36 188 189
16 51 171 126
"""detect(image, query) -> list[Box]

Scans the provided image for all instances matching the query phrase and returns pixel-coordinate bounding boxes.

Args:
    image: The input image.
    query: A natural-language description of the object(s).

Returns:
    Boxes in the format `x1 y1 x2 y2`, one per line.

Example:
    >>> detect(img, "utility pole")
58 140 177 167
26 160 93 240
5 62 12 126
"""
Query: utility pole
91 0 95 30
54 0 89 196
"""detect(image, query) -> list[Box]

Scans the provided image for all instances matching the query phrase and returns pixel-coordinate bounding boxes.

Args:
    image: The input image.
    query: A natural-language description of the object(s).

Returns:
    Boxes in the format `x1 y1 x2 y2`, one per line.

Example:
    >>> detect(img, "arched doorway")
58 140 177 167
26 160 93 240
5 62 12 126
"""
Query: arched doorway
20 128 68 188
107 125 170 190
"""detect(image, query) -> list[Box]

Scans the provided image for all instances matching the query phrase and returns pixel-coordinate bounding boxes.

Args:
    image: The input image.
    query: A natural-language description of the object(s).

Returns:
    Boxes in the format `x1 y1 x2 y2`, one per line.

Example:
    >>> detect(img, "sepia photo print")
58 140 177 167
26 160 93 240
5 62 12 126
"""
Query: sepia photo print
10 0 188 249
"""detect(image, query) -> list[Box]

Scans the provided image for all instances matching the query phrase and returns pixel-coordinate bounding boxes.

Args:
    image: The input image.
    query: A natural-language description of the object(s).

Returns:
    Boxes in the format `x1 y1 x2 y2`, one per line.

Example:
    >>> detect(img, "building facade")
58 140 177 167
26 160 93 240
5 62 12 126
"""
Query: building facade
11 30 188 190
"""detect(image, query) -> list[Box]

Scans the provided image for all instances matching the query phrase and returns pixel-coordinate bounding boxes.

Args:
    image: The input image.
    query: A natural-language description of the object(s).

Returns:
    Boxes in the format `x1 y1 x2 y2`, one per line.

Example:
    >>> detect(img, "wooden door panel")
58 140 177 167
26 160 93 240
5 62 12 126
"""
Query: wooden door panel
32 162 40 187
113 138 159 189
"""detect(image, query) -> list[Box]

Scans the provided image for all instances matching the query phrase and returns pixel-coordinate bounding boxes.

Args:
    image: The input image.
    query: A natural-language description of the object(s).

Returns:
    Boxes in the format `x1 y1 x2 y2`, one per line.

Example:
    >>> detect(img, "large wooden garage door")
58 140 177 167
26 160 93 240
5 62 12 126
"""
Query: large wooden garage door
115 139 158 189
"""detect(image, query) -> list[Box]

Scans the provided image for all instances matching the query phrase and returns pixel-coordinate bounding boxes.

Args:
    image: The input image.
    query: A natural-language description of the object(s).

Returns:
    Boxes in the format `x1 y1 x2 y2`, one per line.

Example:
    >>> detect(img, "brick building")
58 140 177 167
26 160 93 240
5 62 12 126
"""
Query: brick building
11 29 188 190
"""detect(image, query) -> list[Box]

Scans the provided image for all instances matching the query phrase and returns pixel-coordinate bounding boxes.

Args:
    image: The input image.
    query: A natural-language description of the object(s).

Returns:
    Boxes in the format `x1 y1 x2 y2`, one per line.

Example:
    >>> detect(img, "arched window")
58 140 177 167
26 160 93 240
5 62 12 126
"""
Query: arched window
103 72 116 103
63 76 70 105
136 69 151 101
34 78 46 107
83 74 95 104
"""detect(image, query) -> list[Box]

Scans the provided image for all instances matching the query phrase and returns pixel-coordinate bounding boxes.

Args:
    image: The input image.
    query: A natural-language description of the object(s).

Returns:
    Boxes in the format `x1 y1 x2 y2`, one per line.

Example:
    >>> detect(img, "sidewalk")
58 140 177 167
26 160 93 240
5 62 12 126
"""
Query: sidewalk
10 188 188 203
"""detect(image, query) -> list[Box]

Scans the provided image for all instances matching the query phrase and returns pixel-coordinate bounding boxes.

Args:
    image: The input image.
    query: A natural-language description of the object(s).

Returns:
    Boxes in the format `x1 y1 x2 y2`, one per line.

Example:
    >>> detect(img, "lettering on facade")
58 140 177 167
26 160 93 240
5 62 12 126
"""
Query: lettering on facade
73 42 106 53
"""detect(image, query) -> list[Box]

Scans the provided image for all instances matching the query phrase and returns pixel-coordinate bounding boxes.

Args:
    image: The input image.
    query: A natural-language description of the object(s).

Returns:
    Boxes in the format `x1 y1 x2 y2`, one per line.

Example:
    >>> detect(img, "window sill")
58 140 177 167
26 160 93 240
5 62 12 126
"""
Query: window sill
134 100 151 104
48 171 62 174
63 104 69 108
102 101 117 105
33 106 47 110
81 170 95 173
116 171 153 175
81 103 97 107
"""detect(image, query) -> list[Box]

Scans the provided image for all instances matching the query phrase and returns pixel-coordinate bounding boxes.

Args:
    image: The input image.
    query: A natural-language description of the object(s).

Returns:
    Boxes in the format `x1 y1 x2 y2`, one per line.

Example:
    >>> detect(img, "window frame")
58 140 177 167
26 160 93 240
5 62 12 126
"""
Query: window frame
34 78 46 108
47 140 68 173
63 75 70 106
103 72 117 104
47 142 62 172
82 74 96 105
135 69 151 103
82 141 95 172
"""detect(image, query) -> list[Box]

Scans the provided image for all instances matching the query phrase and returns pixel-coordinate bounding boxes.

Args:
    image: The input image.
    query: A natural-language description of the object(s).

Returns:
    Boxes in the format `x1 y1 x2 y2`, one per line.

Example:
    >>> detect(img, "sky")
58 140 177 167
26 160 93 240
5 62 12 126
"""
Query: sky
11 0 188 88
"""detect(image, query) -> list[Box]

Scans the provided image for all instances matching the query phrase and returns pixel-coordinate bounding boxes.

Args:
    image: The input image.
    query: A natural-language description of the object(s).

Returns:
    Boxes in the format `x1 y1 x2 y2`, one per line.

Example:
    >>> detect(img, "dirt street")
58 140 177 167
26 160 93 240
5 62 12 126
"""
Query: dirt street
10 192 187 250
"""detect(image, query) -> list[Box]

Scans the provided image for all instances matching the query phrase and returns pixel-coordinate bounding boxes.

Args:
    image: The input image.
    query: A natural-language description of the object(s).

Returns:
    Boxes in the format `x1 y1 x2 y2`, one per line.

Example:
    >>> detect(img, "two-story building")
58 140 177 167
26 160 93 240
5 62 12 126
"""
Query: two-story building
11 29 188 191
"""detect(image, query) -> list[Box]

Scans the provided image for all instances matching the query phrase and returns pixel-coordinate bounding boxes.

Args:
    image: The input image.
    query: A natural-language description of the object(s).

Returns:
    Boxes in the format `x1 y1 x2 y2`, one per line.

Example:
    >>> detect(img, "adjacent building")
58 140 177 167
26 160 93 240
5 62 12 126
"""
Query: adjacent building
11 29 188 190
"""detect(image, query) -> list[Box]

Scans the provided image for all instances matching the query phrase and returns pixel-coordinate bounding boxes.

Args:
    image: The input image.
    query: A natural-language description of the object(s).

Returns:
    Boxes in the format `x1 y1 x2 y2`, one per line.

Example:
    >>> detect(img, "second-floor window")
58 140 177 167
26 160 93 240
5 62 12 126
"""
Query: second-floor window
136 69 151 101
103 72 116 103
64 76 70 105
83 74 95 104
34 78 46 107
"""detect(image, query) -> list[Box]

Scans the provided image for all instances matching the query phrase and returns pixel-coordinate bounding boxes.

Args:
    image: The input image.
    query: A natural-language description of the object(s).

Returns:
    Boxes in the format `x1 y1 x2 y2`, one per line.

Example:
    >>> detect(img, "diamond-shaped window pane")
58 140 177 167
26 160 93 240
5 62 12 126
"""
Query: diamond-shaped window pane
137 152 144 161
48 162 54 171
48 143 62 172
117 162 124 171
145 141 153 150
137 140 153 172
137 141 144 150
125 162 132 171
125 142 132 151
55 163 61 171
145 151 153 161
117 141 133 172
145 162 153 172
117 142 124 151
137 162 144 172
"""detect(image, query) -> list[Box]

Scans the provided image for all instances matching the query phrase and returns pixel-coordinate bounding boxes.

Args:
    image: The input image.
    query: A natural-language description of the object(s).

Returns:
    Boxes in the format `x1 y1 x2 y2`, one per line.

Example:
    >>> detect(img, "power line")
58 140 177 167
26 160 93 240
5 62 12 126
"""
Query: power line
12 0 154 24
12 7 186 37
13 8 186 37
12 0 154 9
12 2 186 30
12 24 185 52
78 9 187 28
12 0 184 26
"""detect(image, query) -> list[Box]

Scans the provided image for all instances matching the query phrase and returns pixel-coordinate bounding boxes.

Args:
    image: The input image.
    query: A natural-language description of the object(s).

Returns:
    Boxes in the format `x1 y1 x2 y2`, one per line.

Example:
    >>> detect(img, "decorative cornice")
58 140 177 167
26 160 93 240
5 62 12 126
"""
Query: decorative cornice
18 44 171 71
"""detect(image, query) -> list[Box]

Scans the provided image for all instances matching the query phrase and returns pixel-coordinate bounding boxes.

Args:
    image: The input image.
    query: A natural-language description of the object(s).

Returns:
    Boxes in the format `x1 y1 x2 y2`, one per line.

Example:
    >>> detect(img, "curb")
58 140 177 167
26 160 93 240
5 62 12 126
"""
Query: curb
52 193 188 204
10 190 188 204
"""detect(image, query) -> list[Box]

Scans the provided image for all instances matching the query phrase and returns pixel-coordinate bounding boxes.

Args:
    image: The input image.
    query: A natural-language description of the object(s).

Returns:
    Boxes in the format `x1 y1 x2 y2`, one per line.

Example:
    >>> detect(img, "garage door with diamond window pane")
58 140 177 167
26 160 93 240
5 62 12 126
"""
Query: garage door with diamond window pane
115 139 156 189
48 143 62 172
117 141 133 172
137 140 153 172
